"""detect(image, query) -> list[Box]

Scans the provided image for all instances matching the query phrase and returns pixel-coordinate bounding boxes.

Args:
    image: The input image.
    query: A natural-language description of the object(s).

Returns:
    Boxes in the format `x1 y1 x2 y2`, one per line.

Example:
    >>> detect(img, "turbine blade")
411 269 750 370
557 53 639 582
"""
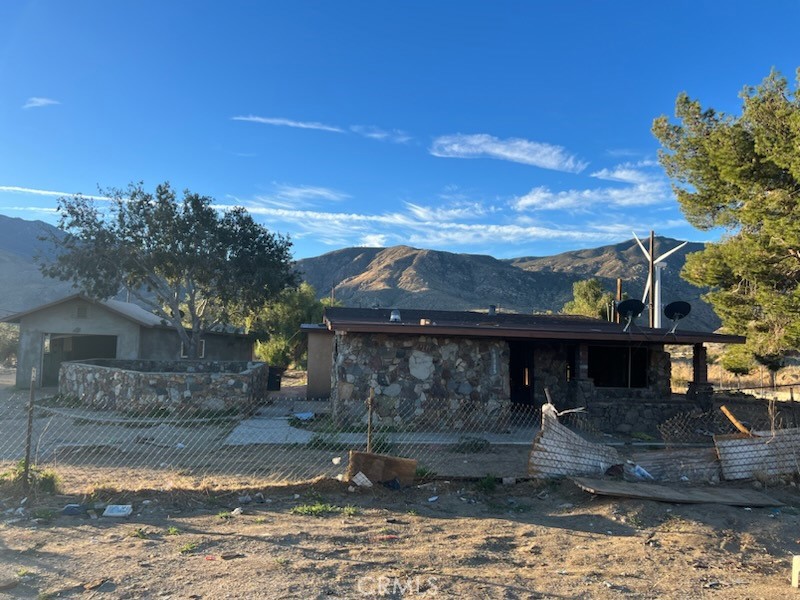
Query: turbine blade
642 273 651 303
633 231 651 261
654 241 688 264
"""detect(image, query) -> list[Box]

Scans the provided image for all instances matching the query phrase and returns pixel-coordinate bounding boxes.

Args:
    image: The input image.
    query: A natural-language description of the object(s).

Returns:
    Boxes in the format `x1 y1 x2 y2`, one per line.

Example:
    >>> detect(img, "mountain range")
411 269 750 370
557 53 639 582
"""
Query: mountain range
296 237 718 331
0 214 718 331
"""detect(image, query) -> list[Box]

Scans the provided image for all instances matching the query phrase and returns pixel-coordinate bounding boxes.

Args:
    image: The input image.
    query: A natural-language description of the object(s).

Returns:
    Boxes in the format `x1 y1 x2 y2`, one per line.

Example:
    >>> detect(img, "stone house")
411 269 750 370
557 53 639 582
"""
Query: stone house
3 294 254 387
304 307 744 432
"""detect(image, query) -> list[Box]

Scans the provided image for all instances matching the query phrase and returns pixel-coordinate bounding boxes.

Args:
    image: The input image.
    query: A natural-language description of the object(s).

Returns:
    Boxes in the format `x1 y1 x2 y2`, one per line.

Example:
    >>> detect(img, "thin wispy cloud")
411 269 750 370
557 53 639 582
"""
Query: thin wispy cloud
350 125 412 144
22 97 60 109
404 201 489 221
231 115 344 133
512 180 670 211
430 133 588 173
212 200 621 251
0 205 58 214
273 183 349 202
0 185 109 201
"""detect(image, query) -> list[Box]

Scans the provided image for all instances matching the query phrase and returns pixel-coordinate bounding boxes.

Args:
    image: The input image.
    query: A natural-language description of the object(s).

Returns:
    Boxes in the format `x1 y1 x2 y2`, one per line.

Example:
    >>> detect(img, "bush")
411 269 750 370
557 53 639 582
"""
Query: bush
255 335 293 369
0 460 60 495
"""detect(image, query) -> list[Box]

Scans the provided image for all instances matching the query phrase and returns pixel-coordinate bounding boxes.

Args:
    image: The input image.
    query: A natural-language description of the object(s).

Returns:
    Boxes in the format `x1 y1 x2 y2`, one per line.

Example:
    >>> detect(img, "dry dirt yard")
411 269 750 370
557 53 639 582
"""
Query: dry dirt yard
1 477 800 599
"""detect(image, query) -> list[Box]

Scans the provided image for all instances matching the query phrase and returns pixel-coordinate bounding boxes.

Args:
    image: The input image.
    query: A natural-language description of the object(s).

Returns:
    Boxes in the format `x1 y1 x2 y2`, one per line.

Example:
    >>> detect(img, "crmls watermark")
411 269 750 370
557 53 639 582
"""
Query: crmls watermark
356 575 438 596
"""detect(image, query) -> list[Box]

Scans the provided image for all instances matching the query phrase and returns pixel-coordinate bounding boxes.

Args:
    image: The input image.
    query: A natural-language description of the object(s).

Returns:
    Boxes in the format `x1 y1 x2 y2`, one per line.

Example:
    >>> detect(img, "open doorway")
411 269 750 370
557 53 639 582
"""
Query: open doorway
42 334 117 386
509 340 536 406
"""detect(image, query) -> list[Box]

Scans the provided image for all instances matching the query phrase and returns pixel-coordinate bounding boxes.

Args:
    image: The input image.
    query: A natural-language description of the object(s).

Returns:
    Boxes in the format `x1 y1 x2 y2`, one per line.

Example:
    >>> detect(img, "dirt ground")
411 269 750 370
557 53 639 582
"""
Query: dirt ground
1 477 800 599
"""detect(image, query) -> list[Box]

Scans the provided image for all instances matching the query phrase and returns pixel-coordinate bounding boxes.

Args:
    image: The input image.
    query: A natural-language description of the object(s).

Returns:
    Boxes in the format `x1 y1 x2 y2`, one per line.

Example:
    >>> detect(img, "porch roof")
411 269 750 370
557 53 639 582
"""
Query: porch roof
321 307 745 346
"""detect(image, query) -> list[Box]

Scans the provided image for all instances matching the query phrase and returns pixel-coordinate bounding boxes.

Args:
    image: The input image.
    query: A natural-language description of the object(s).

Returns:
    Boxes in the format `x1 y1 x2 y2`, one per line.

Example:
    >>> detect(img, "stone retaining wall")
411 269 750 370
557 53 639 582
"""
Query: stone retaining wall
59 359 267 414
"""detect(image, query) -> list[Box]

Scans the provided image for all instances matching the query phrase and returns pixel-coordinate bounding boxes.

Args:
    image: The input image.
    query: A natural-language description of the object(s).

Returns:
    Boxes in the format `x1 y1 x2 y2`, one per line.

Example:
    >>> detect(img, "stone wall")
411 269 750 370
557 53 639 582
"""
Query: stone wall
59 359 266 414
533 343 569 407
584 398 695 436
331 333 510 431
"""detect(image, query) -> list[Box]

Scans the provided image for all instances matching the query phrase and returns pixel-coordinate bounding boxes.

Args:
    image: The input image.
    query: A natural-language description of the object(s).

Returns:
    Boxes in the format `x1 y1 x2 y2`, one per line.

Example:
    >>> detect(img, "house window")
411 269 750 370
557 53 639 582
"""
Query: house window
180 339 205 359
76 305 88 319
587 346 648 388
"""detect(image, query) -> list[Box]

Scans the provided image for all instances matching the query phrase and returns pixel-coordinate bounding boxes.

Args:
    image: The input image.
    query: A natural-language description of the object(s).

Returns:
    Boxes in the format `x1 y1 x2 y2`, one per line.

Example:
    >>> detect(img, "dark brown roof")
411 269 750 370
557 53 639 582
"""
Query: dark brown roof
322 307 745 346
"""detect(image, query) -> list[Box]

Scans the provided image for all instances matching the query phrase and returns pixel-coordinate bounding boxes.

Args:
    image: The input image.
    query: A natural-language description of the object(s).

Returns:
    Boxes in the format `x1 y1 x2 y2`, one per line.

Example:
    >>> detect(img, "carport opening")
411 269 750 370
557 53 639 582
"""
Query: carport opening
42 334 117 386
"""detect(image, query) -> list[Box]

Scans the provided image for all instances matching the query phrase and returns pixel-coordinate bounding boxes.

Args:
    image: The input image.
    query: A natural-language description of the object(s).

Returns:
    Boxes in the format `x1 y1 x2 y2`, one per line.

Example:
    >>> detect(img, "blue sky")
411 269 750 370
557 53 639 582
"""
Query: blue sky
1 1 798 260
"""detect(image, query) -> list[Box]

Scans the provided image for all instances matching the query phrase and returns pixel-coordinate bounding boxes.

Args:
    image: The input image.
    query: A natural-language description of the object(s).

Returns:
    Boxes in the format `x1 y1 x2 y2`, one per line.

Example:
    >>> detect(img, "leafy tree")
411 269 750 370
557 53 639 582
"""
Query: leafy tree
719 345 755 388
252 282 337 368
561 278 614 320
40 182 298 358
0 323 18 365
653 69 800 367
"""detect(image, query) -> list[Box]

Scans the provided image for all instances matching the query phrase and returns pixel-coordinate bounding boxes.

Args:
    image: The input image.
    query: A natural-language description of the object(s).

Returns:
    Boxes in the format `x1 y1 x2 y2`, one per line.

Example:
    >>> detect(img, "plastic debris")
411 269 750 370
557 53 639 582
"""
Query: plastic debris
62 503 88 516
231 507 243 516
352 471 373 488
428 496 439 502
293 412 315 421
381 478 401 491
102 505 133 518
332 456 342 465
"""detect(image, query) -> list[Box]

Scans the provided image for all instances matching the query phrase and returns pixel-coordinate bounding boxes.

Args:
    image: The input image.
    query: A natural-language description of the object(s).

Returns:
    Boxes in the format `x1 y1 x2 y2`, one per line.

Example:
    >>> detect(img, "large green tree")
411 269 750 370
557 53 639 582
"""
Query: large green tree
41 182 298 358
653 69 800 362
561 278 614 320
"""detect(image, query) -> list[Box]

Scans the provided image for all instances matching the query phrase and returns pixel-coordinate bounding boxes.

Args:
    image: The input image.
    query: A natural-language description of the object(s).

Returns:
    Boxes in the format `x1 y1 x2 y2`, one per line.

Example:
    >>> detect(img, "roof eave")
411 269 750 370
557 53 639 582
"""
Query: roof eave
325 321 745 345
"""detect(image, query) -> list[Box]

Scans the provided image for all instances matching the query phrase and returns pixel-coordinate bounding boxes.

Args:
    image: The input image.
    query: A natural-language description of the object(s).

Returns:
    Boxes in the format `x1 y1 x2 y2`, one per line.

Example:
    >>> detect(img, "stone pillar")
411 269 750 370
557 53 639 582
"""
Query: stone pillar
688 343 713 410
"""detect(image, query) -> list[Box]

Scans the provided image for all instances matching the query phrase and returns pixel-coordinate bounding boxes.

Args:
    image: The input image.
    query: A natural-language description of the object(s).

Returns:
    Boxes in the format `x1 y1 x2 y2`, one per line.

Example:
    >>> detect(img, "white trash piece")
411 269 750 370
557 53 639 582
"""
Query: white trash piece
352 471 373 488
102 505 133 518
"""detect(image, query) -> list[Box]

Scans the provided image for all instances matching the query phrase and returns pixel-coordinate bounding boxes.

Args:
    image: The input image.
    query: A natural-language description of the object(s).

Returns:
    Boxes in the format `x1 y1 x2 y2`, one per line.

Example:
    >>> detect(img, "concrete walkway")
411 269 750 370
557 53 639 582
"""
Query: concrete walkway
223 404 538 447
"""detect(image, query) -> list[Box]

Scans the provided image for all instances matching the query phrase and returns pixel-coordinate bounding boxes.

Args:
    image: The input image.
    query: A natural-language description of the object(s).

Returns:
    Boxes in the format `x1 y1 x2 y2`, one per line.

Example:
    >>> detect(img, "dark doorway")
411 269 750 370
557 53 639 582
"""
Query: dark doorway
509 341 536 406
42 334 117 386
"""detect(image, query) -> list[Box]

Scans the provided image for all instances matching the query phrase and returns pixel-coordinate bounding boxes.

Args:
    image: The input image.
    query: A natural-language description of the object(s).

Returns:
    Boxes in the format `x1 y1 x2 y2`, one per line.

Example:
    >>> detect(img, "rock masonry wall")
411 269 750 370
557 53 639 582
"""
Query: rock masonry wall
59 359 266 414
331 333 511 431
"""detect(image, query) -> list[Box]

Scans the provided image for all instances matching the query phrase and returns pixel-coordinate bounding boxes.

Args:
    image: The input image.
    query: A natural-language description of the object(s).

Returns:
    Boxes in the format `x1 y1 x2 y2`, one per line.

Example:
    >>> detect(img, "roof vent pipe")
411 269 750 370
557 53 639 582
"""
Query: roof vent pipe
390 309 401 322
488 305 496 316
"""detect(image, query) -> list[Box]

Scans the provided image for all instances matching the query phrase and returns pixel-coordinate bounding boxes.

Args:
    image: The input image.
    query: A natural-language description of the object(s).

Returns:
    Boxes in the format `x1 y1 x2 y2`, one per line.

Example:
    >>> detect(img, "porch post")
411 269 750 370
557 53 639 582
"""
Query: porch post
692 343 708 384
688 343 713 410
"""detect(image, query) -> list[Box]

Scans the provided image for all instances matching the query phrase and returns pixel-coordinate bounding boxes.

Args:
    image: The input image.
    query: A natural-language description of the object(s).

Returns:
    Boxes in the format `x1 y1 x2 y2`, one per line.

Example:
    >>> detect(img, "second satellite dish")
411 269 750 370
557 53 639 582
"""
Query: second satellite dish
664 301 691 333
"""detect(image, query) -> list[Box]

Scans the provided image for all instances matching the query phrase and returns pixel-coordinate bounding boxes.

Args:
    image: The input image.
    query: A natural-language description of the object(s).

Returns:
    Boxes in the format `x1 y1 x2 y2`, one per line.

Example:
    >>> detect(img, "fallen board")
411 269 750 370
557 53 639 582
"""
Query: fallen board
572 477 784 507
346 451 418 487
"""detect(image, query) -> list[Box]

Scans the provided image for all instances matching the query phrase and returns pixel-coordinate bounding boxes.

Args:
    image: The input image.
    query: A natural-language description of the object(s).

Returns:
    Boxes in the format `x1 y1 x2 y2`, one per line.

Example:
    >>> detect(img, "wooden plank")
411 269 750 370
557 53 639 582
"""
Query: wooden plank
719 404 755 436
346 451 418 487
572 477 784 507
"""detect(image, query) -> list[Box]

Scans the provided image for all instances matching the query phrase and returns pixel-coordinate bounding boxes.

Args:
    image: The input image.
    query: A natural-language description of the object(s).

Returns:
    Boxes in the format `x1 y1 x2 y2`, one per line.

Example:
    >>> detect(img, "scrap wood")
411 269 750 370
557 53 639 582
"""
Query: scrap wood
346 451 418 487
714 426 800 480
528 403 621 478
572 477 784 507
719 405 756 436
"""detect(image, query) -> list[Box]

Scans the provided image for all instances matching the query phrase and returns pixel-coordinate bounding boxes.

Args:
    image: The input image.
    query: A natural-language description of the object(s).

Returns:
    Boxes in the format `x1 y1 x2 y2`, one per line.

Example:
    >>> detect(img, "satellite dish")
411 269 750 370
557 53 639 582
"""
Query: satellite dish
664 301 691 333
616 299 645 332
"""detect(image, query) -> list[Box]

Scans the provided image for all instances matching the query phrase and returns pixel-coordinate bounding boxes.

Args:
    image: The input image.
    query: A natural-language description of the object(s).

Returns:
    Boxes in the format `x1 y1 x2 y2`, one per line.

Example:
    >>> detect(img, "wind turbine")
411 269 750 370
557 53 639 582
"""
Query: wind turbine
632 231 687 328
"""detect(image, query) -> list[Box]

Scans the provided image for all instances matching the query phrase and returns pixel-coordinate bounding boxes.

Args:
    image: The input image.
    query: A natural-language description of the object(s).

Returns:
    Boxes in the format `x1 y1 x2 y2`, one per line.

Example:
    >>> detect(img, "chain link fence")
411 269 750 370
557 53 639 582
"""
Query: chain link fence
0 383 548 494
3 372 799 495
